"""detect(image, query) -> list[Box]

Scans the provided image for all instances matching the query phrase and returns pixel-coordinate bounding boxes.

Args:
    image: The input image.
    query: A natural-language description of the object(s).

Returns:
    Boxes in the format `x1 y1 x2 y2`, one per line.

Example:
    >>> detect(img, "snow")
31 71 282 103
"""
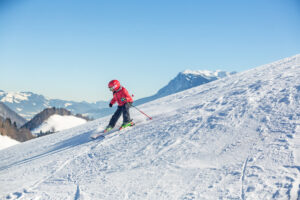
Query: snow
0 135 19 150
182 69 231 79
0 55 300 199
64 103 72 107
32 114 87 135
0 92 31 103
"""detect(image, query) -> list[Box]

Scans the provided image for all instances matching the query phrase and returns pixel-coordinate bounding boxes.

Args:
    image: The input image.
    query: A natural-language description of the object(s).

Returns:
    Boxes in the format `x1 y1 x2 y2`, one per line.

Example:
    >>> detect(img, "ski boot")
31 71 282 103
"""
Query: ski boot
104 125 113 133
119 121 135 130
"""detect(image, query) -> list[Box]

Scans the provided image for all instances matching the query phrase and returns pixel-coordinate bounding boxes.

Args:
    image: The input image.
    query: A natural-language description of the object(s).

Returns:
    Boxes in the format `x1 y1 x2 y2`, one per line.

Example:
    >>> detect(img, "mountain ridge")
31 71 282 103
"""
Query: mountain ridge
134 70 235 106
0 91 107 120
22 107 90 132
0 102 27 127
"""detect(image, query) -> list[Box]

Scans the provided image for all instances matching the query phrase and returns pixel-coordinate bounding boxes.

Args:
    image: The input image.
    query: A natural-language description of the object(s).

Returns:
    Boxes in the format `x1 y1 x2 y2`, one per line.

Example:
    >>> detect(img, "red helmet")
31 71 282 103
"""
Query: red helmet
108 80 121 92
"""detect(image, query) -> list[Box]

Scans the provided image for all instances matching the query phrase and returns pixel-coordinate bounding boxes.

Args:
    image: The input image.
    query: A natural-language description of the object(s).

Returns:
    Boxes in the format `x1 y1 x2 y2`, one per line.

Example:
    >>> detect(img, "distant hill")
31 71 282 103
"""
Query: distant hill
0 102 27 127
22 107 89 135
31 114 88 136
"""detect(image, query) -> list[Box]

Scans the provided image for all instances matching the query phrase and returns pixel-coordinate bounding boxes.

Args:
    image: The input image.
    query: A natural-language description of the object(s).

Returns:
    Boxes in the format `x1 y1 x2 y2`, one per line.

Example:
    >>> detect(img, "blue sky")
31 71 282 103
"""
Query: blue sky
0 0 299 102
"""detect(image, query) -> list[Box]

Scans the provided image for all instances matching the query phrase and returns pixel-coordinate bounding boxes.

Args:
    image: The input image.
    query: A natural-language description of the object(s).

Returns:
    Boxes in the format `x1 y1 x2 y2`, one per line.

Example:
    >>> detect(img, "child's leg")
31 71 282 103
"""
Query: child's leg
122 103 131 124
108 106 122 127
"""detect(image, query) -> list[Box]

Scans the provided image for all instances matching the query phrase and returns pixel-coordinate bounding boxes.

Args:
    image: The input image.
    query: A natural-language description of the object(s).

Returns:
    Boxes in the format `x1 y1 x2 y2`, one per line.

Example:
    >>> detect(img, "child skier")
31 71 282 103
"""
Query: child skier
104 80 134 132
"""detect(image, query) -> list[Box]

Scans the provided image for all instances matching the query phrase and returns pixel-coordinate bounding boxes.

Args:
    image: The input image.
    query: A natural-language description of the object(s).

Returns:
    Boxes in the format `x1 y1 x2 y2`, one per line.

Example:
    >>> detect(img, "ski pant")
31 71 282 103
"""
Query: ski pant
108 103 131 128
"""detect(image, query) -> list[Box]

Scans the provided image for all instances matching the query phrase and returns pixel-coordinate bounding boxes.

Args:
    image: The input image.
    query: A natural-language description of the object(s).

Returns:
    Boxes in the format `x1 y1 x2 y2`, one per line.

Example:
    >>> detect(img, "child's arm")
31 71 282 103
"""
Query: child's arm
122 88 133 102
110 95 117 105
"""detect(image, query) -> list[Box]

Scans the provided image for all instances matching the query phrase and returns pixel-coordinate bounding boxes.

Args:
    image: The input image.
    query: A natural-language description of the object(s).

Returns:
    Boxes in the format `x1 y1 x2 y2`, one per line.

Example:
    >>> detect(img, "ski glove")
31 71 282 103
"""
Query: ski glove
109 103 113 107
121 97 126 102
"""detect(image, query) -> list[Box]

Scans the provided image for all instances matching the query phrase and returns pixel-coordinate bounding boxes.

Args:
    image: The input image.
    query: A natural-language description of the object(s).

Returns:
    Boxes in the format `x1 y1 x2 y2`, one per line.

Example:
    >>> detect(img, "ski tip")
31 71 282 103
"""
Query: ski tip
90 135 104 140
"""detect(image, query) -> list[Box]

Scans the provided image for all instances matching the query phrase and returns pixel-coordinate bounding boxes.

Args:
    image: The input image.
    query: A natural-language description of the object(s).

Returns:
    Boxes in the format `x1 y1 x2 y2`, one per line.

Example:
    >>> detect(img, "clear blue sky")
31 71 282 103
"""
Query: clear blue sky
0 0 299 102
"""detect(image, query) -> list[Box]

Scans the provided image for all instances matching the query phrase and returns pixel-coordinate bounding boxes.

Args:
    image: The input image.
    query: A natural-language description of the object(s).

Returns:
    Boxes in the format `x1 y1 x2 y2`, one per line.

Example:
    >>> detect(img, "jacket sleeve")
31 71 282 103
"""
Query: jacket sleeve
110 94 117 105
123 88 133 102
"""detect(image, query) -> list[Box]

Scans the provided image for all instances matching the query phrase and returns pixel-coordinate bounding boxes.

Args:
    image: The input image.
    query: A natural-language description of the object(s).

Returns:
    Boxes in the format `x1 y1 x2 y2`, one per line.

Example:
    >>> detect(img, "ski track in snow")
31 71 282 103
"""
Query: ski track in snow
241 157 249 200
0 55 300 199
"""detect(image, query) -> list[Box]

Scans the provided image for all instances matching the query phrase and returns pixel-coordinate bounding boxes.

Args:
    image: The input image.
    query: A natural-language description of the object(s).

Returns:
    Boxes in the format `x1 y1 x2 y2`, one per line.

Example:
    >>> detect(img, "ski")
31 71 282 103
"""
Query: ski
90 131 106 139
90 122 135 140
90 128 116 139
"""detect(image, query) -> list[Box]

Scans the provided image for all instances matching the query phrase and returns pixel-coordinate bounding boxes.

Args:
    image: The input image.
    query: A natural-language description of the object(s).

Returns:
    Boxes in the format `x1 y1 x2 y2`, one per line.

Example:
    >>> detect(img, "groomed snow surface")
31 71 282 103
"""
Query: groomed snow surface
0 55 300 199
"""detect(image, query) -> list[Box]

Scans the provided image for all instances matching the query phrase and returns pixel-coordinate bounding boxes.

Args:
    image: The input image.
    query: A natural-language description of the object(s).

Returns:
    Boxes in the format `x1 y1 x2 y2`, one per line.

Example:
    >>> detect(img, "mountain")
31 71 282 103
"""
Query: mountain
31 114 87 136
22 107 88 135
0 102 27 127
134 70 235 106
0 91 107 120
156 70 235 97
0 54 299 199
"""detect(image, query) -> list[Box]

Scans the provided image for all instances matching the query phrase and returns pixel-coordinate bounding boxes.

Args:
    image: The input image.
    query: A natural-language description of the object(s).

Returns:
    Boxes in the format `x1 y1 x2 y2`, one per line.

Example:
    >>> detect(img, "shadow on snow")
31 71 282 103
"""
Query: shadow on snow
0 130 100 171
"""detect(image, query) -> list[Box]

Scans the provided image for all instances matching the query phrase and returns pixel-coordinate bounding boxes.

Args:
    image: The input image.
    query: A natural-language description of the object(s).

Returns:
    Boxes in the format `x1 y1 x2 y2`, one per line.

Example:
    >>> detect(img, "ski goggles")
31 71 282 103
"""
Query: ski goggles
109 86 115 91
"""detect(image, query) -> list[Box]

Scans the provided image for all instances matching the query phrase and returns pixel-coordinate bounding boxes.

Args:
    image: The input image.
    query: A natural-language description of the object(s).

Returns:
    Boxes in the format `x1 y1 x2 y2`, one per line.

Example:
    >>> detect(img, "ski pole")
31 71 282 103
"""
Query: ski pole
131 104 152 120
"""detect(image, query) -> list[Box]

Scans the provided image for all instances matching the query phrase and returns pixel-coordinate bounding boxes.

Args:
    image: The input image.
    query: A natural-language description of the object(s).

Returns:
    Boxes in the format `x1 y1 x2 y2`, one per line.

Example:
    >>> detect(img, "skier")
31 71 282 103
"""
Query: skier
104 80 134 132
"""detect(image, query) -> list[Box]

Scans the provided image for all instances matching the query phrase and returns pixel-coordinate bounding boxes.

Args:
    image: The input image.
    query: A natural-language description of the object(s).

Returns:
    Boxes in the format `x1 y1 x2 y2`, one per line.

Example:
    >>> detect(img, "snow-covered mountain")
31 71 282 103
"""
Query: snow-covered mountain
21 107 89 136
0 102 27 127
135 70 235 106
0 55 299 199
31 114 87 136
0 91 107 120
157 70 235 97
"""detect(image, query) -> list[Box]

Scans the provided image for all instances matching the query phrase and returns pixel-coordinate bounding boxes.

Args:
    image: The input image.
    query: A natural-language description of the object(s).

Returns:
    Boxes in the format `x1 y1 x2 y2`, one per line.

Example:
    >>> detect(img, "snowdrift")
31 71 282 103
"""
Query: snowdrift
0 55 299 199
0 135 19 150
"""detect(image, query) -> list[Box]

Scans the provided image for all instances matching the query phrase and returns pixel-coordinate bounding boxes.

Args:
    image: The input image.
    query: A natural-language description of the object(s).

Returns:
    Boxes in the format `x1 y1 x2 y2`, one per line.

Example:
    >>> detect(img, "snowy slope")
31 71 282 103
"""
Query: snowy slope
31 114 87 135
0 55 299 199
0 135 19 151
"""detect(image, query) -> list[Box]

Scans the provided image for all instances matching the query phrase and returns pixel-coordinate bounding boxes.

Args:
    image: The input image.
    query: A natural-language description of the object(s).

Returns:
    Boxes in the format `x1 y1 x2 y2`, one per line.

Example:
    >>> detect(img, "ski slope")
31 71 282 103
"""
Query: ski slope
0 55 299 199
